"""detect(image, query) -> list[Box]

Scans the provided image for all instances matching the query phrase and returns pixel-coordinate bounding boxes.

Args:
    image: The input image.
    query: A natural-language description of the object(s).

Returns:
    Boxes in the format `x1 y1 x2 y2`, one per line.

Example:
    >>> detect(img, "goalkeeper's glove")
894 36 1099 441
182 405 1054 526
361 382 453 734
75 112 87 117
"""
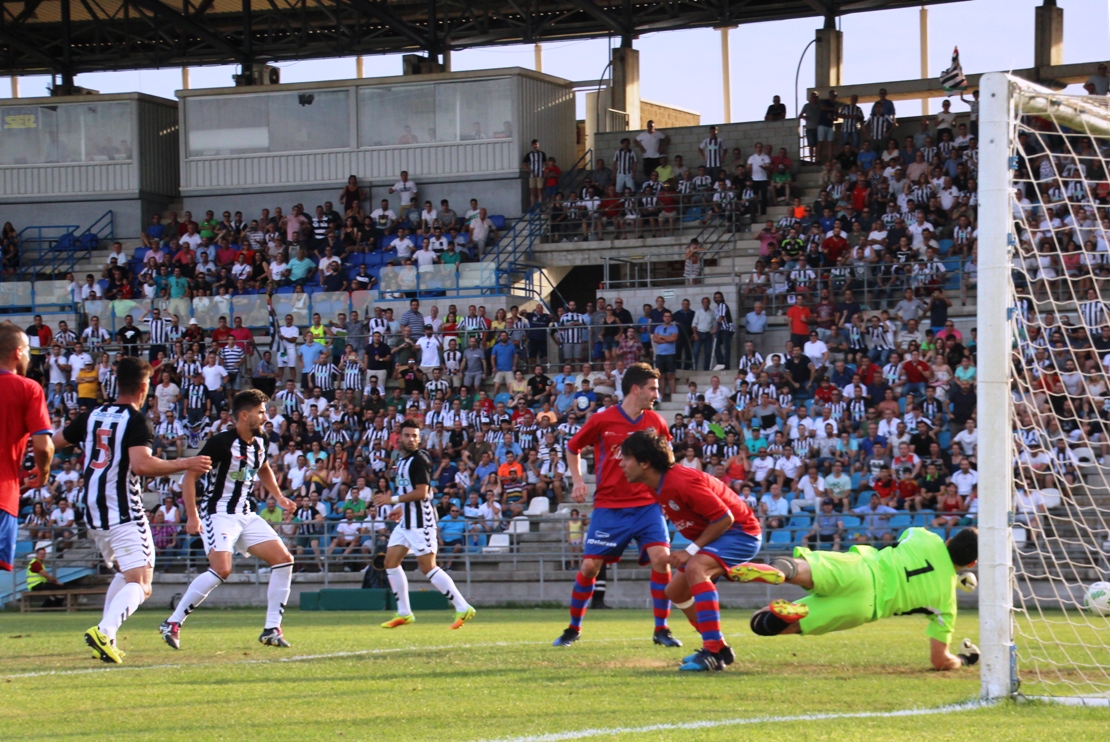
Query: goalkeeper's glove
957 638 980 667
957 572 978 593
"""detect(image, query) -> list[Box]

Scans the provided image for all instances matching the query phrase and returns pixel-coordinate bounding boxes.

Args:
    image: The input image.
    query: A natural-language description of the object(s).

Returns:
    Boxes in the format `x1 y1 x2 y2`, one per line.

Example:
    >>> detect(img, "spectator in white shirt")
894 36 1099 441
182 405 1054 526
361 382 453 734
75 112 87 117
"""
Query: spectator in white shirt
388 170 418 208
469 208 498 259
792 466 826 513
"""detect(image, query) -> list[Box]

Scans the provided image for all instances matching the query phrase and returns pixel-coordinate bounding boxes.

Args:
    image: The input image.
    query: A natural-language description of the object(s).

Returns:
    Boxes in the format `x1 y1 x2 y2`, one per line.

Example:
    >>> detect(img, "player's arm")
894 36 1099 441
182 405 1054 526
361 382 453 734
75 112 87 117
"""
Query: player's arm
128 416 211 478
929 637 977 671
258 460 295 511
182 470 202 535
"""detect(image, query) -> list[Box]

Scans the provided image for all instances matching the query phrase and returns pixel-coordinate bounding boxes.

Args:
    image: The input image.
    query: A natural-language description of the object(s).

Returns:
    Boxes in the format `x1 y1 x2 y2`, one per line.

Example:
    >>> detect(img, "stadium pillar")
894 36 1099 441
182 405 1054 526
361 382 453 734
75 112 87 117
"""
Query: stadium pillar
719 27 735 123
356 57 364 78
534 43 543 74
9 77 18 98
1034 1 1064 69
919 6 929 115
181 67 190 90
610 46 641 130
814 19 842 90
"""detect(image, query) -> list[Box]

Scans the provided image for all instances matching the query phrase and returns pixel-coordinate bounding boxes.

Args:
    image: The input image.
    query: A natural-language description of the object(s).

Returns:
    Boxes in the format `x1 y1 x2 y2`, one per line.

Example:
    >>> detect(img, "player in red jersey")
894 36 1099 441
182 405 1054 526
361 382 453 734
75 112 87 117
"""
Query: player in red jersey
0 323 54 571
553 363 679 648
620 430 763 671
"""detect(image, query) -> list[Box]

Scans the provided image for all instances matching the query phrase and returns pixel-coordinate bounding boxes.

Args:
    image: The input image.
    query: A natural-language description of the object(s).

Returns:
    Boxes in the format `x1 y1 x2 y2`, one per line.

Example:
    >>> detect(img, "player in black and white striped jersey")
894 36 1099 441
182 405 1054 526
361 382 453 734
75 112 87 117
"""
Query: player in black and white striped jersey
54 356 212 664
376 419 476 630
558 301 588 363
522 139 547 205
161 389 297 651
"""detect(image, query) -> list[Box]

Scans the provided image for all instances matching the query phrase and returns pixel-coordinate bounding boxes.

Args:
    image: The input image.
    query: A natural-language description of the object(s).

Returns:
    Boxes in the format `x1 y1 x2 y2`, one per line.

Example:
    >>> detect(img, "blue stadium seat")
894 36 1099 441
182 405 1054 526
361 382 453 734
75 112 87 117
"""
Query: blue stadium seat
304 284 320 295
898 397 906 413
97 278 110 293
134 247 150 262
840 515 862 528
346 252 364 266
274 286 296 295
938 238 954 255
888 514 912 528
938 430 951 449
14 540 33 557
489 215 506 230
493 392 512 406
768 530 793 547
789 516 811 529
412 234 424 249
346 267 362 281
855 490 875 508
850 472 862 490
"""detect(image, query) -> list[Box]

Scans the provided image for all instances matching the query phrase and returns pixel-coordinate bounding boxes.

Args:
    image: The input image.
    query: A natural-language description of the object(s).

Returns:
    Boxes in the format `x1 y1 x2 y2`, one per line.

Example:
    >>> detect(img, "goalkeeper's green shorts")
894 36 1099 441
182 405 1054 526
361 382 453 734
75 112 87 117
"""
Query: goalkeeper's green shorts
792 546 877 635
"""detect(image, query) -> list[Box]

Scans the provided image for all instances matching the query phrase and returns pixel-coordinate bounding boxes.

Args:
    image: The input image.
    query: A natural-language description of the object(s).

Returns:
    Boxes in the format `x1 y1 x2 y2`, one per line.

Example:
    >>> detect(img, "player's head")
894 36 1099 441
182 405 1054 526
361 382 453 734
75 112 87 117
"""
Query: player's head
0 321 30 375
619 430 674 483
233 389 270 436
116 356 154 398
620 362 660 409
399 419 420 453
947 526 977 568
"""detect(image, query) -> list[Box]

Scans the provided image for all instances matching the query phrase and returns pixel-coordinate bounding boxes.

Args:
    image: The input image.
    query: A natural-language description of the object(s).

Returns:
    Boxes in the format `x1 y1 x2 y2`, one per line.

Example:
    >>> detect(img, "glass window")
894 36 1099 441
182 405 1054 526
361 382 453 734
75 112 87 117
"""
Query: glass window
358 79 512 147
0 102 132 165
186 90 350 157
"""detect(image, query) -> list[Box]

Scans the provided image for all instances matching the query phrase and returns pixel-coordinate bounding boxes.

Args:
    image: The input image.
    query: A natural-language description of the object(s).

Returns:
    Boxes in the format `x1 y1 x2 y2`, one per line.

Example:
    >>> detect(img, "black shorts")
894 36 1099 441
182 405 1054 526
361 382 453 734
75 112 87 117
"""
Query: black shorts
655 354 676 374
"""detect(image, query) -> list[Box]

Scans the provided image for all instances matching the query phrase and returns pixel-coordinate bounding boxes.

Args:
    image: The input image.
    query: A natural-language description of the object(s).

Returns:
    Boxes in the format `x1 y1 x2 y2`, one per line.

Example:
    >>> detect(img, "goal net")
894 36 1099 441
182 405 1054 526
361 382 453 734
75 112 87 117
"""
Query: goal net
978 72 1110 704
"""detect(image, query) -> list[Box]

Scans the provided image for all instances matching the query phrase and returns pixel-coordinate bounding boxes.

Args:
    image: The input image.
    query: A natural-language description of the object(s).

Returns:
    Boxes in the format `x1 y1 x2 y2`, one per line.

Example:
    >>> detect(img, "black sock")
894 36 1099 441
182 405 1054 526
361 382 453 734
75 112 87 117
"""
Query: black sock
750 610 790 636
770 557 798 580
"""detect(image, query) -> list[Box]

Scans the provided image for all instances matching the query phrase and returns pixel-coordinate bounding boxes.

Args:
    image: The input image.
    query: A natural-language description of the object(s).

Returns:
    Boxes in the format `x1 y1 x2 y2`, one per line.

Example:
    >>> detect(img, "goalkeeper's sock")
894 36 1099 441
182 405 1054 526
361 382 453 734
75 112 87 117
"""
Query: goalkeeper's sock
649 570 671 630
750 609 790 637
770 557 798 581
690 580 724 654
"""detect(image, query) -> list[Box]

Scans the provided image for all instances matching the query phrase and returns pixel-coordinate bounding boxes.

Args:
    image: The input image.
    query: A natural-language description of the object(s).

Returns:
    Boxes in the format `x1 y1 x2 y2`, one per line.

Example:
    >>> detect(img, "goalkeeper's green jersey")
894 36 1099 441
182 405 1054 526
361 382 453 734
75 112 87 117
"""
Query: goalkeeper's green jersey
859 527 958 644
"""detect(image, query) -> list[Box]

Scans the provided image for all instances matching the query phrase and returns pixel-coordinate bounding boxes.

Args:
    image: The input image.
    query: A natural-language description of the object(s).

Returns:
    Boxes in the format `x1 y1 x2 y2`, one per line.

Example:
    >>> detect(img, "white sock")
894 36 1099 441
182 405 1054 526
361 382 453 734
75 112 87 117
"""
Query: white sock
98 582 146 641
387 567 411 616
265 563 294 629
427 567 470 612
101 573 126 627
168 569 224 624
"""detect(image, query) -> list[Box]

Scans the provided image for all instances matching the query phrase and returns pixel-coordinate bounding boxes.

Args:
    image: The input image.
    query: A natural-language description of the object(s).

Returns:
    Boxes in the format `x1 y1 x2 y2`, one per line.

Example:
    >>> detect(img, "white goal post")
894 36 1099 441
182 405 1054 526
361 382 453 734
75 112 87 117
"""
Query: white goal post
978 72 1110 704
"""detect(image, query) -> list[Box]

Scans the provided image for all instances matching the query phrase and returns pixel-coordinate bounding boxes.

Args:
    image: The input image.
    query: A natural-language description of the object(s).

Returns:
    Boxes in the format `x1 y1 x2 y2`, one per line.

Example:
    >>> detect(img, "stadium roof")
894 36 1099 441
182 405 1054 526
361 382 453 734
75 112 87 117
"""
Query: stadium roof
0 0 970 79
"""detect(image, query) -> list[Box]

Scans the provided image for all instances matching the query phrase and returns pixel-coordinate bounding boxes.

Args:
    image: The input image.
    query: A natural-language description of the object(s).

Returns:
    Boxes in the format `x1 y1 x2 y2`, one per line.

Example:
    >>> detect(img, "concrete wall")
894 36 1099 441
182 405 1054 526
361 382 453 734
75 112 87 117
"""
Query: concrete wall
0 196 168 242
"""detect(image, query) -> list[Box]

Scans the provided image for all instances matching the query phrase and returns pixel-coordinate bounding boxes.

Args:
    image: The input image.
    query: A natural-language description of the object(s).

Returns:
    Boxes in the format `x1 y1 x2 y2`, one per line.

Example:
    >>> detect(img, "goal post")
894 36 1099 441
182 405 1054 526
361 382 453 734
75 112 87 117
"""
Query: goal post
978 72 1110 704
976 71 1016 701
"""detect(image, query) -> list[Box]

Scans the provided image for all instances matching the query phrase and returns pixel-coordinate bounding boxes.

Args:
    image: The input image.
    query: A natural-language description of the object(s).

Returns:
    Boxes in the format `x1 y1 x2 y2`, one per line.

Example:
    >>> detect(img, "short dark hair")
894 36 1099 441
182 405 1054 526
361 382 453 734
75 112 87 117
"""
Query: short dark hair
232 389 270 419
0 321 26 358
620 431 675 472
947 526 978 567
621 362 660 396
116 356 153 395
400 419 420 433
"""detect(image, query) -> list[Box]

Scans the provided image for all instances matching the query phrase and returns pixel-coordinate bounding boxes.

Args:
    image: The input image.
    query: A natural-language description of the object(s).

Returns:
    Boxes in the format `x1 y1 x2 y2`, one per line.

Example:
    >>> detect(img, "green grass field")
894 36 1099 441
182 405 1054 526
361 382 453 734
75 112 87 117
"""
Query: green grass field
1 608 1106 741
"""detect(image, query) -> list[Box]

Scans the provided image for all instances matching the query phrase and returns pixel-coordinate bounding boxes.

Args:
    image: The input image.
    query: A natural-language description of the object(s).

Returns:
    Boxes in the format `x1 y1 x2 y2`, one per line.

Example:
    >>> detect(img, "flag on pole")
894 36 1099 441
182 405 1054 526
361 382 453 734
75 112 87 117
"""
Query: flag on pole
940 46 968 92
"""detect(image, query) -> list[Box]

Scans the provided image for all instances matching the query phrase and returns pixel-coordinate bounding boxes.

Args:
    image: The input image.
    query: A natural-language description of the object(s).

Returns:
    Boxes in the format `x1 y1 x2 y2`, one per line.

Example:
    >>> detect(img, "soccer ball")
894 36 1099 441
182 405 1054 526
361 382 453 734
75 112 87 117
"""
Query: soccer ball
1083 582 1110 616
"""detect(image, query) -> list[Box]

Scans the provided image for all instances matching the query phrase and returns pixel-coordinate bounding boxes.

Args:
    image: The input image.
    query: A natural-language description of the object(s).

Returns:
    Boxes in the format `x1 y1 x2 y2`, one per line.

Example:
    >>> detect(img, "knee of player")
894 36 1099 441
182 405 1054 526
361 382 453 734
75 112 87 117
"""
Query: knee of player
750 609 791 636
212 564 234 580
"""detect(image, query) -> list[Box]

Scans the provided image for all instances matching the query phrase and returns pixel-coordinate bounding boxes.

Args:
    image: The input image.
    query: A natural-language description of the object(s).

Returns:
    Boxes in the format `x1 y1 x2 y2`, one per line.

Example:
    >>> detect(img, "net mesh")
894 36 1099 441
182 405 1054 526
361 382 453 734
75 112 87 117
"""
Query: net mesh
1007 84 1110 699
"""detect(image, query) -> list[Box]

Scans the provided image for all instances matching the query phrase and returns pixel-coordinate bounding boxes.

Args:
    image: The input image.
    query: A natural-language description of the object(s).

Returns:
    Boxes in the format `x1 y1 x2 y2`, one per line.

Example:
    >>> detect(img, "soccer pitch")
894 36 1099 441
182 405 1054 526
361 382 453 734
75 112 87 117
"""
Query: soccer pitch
0 609 1104 741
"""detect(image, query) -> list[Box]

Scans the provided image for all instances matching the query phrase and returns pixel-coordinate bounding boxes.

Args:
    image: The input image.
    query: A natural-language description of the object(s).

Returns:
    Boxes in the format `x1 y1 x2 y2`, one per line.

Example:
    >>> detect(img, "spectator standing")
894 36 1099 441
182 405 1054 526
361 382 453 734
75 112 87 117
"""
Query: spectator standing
468 208 497 260
713 291 734 371
800 91 821 161
746 143 771 214
651 311 679 401
634 120 669 179
522 140 547 205
764 95 787 121
839 93 864 149
869 88 897 143
388 171 418 210
699 125 725 179
613 138 638 195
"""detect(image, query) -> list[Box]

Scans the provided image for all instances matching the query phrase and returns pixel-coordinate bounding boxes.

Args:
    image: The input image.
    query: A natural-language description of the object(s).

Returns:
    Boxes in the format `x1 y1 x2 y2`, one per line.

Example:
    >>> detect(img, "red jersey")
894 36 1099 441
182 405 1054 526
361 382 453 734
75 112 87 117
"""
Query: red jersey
0 371 51 516
568 404 671 508
652 465 761 539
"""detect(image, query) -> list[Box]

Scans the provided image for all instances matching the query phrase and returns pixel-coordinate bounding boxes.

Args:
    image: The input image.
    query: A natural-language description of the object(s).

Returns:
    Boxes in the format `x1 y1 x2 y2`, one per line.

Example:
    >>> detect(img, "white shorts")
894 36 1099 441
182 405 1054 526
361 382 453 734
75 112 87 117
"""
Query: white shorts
387 525 438 557
90 519 155 572
201 513 280 557
277 347 297 368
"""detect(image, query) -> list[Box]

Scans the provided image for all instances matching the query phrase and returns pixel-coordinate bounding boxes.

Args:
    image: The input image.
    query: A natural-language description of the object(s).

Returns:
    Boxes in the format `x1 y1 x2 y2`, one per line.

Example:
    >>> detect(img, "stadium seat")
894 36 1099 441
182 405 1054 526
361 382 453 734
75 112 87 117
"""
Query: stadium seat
789 516 811 529
493 392 512 406
1072 446 1096 467
768 530 793 547
489 215 506 230
937 430 951 449
840 516 862 528
927 527 948 540
275 286 295 294
850 472 862 490
506 517 530 535
888 514 912 528
346 253 364 266
524 497 549 515
1011 526 1027 545
855 490 875 508
938 238 954 255
134 247 150 262
482 534 511 553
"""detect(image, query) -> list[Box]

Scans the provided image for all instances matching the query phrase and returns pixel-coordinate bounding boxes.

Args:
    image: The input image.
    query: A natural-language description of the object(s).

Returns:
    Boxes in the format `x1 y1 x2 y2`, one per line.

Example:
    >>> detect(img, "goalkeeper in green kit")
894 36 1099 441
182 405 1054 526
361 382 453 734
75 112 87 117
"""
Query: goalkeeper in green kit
731 527 981 670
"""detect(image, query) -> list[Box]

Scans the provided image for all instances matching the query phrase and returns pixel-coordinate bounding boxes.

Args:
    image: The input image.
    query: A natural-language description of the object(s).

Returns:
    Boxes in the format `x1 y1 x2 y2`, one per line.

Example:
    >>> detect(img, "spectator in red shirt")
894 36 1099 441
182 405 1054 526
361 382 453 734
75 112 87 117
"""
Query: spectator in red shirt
210 316 233 348
872 467 897 507
821 225 849 265
785 299 813 348
229 316 256 356
900 349 931 397
215 239 238 269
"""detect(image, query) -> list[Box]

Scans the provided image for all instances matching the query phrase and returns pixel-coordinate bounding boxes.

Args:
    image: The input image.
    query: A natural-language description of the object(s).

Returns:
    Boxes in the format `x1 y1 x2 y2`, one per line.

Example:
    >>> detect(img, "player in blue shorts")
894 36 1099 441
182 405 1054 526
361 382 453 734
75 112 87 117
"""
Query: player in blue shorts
620 431 763 671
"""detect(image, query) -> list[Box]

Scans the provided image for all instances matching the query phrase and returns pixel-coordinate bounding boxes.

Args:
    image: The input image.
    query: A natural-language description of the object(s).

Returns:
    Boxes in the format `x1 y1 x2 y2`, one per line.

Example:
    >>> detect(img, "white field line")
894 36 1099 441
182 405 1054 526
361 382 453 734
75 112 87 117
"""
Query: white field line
3 633 710 680
469 700 996 742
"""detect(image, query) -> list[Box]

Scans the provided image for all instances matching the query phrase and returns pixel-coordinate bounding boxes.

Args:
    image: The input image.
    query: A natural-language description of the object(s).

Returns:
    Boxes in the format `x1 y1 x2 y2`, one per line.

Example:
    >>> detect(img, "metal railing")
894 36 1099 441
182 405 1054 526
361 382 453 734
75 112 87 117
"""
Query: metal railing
16 210 114 280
